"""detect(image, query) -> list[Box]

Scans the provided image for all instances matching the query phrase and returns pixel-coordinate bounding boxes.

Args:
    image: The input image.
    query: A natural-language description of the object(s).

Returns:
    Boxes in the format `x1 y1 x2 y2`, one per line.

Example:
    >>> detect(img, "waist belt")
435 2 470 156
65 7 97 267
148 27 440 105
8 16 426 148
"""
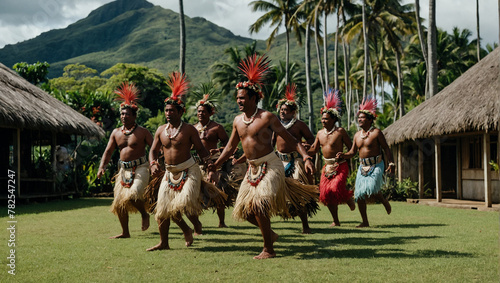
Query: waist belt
359 155 382 166
119 156 147 169
276 151 300 162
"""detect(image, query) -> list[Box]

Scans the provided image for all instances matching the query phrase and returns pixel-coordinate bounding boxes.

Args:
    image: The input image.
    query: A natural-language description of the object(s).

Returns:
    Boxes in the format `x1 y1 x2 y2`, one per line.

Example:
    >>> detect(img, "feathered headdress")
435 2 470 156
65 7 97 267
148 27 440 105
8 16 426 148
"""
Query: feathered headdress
235 54 270 99
321 88 342 119
276 83 299 111
358 96 377 119
165 72 189 111
115 81 140 112
195 93 217 115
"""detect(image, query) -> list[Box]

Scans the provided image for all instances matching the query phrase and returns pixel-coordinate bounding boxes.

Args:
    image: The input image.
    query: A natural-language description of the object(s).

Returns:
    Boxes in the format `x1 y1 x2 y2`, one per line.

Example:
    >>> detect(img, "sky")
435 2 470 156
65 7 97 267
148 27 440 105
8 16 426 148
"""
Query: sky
0 0 498 49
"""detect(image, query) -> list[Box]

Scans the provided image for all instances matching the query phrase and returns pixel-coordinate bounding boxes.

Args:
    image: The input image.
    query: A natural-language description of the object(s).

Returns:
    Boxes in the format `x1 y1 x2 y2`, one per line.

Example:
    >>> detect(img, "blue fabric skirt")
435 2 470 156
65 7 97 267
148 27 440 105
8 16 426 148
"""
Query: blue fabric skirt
354 160 384 201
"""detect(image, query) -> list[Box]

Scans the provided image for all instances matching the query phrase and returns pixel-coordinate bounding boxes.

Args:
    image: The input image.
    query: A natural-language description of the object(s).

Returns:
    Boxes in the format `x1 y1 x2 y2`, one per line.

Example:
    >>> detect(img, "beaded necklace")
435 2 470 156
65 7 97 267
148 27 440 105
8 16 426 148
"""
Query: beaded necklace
165 121 183 139
121 124 137 136
242 107 259 125
196 120 211 137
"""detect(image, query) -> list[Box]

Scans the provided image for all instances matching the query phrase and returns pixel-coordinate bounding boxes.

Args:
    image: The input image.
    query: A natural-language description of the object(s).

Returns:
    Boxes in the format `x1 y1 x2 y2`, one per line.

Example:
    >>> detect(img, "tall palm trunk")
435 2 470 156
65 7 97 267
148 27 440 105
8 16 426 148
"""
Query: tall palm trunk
179 0 186 74
428 0 438 98
314 10 325 94
415 0 428 97
396 51 404 118
334 10 340 89
305 22 314 131
323 3 329 88
362 0 368 98
285 29 290 85
476 0 481 62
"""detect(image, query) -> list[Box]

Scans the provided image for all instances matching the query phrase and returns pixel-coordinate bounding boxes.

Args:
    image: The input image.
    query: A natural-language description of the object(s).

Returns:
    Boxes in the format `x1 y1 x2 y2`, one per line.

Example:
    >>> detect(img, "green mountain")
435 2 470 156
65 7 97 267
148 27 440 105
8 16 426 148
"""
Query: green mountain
0 0 264 82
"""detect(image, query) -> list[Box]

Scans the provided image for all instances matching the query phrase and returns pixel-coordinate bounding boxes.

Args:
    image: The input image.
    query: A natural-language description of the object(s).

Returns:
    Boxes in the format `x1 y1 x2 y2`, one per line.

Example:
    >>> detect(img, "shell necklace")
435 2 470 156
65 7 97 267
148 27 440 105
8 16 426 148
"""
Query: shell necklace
165 121 183 139
324 126 337 135
242 107 259 125
281 117 297 130
196 120 211 137
121 124 137 136
360 126 374 139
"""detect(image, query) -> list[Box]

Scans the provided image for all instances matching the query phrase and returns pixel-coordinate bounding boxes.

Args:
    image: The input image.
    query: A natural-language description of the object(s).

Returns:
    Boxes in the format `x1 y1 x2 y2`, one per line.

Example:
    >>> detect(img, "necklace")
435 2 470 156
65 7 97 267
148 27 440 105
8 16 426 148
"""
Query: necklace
324 126 337 135
196 120 210 137
242 107 259 125
121 124 137 136
281 117 297 130
165 121 183 139
360 126 374 139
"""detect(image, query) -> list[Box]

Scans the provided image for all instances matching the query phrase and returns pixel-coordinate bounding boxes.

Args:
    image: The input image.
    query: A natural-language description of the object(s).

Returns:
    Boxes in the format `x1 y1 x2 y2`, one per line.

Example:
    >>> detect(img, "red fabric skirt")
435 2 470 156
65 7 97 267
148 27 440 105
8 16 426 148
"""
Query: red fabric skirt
319 162 352 205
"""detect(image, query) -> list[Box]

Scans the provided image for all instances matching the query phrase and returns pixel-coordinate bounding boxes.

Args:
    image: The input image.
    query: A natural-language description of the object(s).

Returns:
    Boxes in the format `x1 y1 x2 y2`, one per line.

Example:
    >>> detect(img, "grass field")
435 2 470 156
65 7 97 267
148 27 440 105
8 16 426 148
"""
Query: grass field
1 198 498 282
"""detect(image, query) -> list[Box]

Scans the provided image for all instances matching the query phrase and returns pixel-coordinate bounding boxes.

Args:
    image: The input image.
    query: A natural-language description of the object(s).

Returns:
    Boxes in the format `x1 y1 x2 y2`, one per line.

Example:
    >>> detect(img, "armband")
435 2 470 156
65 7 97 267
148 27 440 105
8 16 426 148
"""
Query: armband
303 156 313 162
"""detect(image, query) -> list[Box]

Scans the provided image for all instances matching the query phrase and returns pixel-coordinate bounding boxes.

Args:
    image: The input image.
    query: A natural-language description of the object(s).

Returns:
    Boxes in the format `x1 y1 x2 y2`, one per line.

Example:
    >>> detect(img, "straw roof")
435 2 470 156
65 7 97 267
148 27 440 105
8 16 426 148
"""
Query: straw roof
384 47 500 146
0 63 105 138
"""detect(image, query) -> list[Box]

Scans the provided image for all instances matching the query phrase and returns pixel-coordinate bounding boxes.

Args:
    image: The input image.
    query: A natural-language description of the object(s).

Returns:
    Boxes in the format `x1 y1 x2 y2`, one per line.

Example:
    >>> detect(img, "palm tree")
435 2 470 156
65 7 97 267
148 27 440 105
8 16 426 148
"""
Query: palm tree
179 0 186 74
249 0 301 85
427 0 438 98
476 0 481 62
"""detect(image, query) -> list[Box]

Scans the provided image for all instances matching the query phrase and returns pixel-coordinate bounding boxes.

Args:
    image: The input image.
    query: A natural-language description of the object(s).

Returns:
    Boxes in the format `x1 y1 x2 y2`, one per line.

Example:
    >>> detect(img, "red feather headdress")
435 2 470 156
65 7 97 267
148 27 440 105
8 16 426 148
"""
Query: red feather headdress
165 72 189 111
276 83 299 111
358 96 377 119
321 88 342 118
235 54 270 99
114 81 139 111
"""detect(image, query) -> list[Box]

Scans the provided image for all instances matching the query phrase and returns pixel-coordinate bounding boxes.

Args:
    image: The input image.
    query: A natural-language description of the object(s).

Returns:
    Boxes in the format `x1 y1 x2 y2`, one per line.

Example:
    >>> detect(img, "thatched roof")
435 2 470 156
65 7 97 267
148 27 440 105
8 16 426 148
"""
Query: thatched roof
384 47 500 146
0 62 105 138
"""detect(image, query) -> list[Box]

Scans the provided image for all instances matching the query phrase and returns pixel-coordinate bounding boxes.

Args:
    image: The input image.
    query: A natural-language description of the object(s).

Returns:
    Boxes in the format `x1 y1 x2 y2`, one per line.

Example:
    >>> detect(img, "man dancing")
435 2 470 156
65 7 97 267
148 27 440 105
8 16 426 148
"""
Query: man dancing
275 83 317 234
97 82 153 238
147 72 214 250
308 89 355 227
337 96 393 227
208 54 315 259
194 93 236 228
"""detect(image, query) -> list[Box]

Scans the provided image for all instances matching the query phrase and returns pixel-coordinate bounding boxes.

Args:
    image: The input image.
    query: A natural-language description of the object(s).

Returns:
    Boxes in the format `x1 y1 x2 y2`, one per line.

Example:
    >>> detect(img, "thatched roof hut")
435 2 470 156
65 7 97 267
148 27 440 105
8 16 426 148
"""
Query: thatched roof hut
0 62 104 137
383 48 499 207
384 47 499 146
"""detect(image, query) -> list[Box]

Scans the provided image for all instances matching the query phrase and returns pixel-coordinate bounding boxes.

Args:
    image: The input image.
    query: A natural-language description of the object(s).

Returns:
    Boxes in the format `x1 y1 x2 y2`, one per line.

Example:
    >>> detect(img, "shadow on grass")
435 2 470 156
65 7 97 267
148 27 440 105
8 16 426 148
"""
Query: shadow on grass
13 197 112 214
288 247 472 259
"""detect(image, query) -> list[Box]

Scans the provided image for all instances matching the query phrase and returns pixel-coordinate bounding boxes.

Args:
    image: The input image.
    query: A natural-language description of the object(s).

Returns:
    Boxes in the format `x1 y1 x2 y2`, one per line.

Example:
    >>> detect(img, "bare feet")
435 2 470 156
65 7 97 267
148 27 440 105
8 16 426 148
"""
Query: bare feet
184 229 194 247
330 222 340 227
356 222 369 228
253 250 276 259
302 228 312 234
142 214 150 231
218 223 228 228
109 233 130 239
146 243 170 251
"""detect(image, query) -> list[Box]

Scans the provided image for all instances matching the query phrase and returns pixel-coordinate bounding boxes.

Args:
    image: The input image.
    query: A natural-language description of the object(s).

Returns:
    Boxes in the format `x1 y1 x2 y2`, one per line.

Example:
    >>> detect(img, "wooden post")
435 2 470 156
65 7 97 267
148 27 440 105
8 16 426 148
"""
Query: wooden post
51 132 57 193
16 129 21 197
456 138 462 199
483 133 492 207
434 137 442 202
398 143 403 182
418 142 424 198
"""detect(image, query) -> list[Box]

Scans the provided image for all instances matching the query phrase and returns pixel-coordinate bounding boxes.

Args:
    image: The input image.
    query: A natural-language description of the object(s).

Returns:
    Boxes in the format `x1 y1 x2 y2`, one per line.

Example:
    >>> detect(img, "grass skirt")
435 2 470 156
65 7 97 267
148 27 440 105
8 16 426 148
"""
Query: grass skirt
281 154 319 218
232 152 288 221
155 158 203 221
354 160 385 201
319 162 352 205
110 162 149 215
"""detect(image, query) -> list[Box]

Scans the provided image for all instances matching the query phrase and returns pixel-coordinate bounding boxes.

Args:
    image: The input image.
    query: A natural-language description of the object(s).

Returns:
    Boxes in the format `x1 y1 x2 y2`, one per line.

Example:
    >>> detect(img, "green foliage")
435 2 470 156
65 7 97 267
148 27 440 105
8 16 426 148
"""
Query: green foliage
12 61 50 85
144 110 166 134
490 160 499 172
49 63 106 93
382 177 420 201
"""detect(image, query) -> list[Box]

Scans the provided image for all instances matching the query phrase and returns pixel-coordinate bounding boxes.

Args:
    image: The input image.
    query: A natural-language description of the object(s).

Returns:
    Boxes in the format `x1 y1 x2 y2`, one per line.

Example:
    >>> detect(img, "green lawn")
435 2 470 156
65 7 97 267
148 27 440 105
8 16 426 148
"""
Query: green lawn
1 198 498 282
